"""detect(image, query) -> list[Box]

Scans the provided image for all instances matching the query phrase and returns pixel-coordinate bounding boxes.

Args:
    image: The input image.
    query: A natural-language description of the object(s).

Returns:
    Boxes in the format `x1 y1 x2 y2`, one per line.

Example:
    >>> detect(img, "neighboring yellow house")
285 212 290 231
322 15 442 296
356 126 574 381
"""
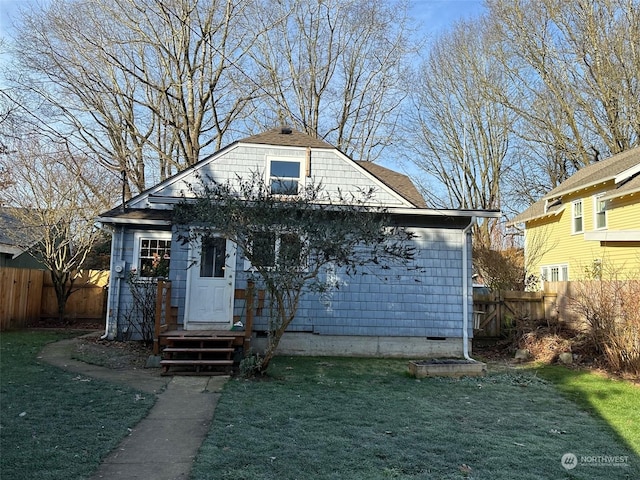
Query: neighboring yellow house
509 147 640 287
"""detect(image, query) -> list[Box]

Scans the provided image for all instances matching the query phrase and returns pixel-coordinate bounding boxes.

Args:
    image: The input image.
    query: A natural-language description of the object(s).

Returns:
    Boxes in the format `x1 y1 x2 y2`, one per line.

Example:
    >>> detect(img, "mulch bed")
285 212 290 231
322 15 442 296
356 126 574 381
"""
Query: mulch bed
27 317 104 330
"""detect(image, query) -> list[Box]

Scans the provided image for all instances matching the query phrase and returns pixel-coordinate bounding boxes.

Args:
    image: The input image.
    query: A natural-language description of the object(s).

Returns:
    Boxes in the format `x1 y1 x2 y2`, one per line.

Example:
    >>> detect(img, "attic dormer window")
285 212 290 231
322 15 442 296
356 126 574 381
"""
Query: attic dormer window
269 159 301 195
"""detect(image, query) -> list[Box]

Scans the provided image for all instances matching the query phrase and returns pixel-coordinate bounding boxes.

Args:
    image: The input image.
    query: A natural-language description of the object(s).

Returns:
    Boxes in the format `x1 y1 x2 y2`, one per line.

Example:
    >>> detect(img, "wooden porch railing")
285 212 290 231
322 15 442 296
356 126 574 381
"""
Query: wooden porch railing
153 279 173 355
153 279 261 355
235 279 264 352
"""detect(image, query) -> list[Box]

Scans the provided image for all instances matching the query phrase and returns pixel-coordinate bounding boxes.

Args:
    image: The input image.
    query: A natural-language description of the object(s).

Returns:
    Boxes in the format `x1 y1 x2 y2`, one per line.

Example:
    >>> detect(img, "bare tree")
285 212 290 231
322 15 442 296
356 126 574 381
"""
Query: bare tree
487 0 640 189
248 0 418 162
407 0 639 218
404 19 513 247
0 136 117 320
12 0 257 195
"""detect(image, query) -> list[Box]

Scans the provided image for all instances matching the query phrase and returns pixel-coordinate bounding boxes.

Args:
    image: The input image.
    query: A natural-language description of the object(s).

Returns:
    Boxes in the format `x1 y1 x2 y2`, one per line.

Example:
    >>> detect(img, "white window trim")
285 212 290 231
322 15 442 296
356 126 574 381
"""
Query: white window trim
572 200 583 234
593 195 608 230
132 231 172 279
266 156 304 196
540 263 569 282
243 231 308 272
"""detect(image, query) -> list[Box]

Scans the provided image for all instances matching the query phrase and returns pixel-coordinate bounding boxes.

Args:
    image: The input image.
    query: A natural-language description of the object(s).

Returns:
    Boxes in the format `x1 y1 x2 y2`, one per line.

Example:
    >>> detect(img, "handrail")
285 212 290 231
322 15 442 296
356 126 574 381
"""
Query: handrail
153 279 172 355
244 280 254 352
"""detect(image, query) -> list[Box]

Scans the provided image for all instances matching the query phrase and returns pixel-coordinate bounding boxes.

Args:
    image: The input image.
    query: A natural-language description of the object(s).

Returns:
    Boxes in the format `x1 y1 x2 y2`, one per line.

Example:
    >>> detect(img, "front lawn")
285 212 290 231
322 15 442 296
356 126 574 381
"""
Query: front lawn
0 331 156 480
192 357 639 480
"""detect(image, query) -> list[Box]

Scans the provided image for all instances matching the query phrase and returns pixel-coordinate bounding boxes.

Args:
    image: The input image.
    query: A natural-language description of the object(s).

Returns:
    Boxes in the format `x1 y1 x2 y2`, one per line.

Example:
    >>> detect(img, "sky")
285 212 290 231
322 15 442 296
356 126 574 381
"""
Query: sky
1 0 486 42
0 0 486 184
0 0 486 85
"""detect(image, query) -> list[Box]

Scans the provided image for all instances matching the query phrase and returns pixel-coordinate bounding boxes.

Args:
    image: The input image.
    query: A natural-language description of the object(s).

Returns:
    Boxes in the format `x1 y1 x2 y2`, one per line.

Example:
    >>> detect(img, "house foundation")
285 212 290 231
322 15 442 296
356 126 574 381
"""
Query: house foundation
251 332 471 358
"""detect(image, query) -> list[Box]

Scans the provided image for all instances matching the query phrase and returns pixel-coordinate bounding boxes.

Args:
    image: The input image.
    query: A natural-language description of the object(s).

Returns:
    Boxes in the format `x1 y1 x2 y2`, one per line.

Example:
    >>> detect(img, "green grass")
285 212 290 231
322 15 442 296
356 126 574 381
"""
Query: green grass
534 364 640 455
191 357 639 480
0 331 156 480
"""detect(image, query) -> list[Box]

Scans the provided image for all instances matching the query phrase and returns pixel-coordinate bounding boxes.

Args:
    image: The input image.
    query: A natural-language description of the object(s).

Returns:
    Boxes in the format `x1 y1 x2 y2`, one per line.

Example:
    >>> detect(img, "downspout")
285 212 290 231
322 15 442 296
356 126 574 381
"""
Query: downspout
462 216 476 361
101 225 123 340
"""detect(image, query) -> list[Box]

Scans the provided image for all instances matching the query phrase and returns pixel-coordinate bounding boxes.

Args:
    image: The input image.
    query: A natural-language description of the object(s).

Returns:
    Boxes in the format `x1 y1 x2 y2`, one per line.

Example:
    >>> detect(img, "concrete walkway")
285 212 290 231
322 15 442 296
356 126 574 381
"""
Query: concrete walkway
40 336 228 480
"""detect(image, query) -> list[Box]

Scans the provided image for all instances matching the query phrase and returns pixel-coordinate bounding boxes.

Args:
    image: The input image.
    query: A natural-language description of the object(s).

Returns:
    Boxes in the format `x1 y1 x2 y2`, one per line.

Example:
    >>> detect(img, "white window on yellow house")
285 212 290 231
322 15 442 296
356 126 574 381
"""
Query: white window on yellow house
594 195 607 230
540 264 569 282
572 200 583 234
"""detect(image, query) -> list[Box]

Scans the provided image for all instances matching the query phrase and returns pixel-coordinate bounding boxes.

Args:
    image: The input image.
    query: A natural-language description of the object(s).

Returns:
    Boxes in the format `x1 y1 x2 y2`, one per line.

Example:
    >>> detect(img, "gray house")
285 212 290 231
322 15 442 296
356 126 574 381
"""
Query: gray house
0 208 46 269
98 128 500 361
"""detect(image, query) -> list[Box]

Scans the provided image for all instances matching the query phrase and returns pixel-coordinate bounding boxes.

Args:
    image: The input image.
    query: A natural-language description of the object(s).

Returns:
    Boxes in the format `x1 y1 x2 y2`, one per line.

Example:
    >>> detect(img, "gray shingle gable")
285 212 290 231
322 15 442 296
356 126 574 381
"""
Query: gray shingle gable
117 129 424 212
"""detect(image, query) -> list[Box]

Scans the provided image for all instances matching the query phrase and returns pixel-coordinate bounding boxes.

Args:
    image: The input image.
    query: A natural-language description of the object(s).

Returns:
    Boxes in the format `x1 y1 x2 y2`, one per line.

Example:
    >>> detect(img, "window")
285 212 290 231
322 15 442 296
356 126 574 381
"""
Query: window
251 231 276 267
540 264 569 282
269 159 301 195
587 258 603 279
572 200 583 233
136 234 171 277
199 237 226 278
245 231 303 270
278 232 303 267
594 195 607 230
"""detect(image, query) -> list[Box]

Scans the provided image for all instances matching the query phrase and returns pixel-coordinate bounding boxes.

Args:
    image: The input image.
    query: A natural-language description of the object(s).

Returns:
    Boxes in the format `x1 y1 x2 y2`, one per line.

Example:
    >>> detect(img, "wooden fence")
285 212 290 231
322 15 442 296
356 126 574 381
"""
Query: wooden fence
473 282 579 338
0 267 108 331
0 268 585 338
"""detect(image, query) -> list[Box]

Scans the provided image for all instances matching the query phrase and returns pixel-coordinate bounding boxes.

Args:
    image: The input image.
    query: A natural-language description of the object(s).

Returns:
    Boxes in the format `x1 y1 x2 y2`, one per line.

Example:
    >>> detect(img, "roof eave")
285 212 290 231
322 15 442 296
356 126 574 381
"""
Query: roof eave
97 216 172 227
600 186 640 201
506 204 566 226
389 207 501 218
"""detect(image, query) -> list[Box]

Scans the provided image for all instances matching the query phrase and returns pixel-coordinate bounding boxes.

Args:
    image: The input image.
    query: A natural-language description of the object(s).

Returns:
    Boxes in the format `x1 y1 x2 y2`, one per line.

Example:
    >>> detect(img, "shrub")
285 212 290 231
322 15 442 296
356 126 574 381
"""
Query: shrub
117 270 158 345
569 278 640 374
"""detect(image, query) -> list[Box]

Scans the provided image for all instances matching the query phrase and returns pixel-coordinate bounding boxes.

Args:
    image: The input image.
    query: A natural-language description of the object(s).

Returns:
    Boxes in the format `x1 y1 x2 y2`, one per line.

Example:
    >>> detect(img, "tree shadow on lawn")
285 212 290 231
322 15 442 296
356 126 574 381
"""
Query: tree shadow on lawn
532 364 640 456
191 356 640 480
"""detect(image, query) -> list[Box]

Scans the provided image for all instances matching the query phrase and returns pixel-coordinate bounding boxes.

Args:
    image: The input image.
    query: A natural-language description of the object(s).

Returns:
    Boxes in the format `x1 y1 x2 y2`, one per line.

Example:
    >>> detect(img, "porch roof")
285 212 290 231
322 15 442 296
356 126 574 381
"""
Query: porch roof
97 208 172 226
98 204 500 227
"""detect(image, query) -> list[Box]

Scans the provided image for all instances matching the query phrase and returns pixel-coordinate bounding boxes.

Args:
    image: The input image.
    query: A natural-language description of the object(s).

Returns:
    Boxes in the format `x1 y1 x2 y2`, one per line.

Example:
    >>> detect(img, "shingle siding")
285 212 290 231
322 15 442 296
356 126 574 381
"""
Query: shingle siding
131 145 406 208
235 226 470 339
105 224 473 341
102 131 485 350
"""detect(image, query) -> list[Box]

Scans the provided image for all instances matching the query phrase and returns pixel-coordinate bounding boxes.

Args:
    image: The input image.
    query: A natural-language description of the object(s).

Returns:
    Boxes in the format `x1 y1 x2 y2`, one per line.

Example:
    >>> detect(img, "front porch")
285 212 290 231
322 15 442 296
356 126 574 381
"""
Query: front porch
158 329 246 375
153 279 260 375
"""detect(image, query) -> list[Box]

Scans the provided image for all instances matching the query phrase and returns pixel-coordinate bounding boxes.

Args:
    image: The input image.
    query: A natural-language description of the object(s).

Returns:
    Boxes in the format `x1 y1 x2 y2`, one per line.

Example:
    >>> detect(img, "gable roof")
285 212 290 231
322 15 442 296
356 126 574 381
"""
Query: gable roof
356 162 427 208
545 147 640 199
241 128 426 207
111 128 425 213
240 127 335 149
0 207 40 256
509 147 640 225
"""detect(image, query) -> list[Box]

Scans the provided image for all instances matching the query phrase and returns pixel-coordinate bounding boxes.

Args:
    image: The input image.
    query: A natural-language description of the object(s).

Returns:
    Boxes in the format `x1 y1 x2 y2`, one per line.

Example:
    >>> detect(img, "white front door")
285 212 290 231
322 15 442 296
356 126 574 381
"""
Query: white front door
185 236 236 330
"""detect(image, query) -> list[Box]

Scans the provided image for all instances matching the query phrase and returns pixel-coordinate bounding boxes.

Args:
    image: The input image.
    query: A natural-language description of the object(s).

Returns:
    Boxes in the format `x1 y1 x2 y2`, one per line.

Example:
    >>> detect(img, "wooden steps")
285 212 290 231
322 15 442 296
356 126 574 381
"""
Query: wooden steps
159 330 245 375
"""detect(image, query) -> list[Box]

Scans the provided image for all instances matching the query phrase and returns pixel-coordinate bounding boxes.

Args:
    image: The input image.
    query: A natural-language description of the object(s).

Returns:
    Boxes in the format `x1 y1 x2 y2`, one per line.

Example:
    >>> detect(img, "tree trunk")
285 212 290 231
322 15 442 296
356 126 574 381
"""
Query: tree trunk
258 290 297 375
51 270 73 321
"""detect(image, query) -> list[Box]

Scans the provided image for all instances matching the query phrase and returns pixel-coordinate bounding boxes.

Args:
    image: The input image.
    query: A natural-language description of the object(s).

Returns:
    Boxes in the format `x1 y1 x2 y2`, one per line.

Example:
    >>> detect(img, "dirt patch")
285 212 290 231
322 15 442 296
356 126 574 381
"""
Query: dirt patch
72 332 153 370
474 325 640 385
28 317 103 330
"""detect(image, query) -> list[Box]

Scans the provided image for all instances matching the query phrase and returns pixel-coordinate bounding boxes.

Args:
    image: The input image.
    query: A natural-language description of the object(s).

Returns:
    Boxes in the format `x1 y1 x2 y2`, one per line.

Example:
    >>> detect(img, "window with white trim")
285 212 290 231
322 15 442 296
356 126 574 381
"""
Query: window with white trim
572 200 583 234
594 195 607 230
269 159 302 195
540 264 569 282
244 231 304 270
134 233 171 278
199 236 226 278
